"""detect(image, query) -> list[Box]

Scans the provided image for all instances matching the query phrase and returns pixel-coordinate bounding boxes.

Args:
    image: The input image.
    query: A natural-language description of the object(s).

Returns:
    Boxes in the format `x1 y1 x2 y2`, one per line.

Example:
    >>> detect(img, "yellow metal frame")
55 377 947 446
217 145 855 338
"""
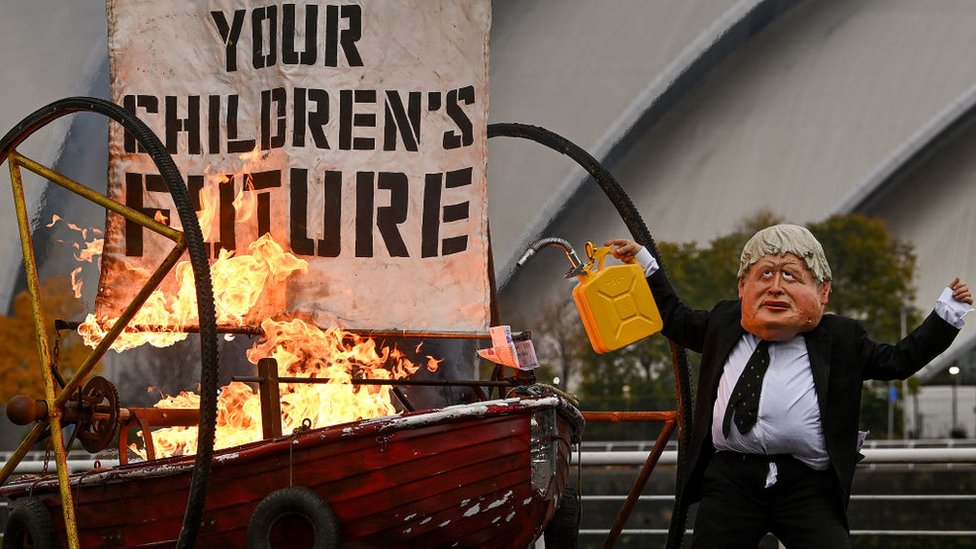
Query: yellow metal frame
1 150 186 549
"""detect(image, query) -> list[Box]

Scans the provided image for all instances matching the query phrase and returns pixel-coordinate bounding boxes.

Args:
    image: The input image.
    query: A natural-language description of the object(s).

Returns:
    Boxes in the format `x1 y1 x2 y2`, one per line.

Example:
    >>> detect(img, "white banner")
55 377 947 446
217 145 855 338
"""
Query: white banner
100 0 491 333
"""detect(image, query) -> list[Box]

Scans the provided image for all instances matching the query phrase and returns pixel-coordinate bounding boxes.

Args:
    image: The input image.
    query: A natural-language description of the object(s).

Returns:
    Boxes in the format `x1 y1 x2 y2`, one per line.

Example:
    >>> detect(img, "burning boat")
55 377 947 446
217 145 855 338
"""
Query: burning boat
1 388 582 548
0 95 586 548
1 3 695 544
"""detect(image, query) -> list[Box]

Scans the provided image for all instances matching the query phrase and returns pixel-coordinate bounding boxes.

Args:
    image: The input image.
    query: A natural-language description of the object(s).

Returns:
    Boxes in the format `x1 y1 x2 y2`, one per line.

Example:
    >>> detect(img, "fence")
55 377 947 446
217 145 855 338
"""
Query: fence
3 443 976 546
572 439 976 548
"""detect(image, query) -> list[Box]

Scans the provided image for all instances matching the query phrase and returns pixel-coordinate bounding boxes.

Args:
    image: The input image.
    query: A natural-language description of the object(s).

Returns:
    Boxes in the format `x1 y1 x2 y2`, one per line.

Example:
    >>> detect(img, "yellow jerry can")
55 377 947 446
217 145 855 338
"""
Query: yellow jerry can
572 243 663 354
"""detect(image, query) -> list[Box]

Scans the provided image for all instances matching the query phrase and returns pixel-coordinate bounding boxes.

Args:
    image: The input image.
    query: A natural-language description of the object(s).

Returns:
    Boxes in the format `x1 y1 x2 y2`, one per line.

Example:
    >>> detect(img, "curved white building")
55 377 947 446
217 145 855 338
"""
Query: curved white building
1 0 973 386
489 0 976 382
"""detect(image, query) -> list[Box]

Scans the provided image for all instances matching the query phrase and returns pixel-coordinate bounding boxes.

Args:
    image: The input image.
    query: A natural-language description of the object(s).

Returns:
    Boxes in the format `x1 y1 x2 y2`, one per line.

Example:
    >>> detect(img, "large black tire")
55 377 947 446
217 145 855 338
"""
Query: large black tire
1 97 219 549
2 499 57 549
246 487 340 549
543 486 581 549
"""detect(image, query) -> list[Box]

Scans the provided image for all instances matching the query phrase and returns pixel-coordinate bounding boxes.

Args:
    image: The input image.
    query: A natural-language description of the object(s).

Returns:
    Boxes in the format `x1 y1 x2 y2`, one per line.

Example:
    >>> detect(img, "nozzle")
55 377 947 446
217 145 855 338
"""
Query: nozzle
516 237 585 277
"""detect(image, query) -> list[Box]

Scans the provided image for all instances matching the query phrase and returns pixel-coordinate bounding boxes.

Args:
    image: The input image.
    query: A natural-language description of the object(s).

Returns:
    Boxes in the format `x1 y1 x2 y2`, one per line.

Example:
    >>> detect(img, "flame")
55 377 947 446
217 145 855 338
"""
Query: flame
77 233 306 351
59 147 443 460
77 145 308 350
48 214 104 297
70 267 84 299
74 239 103 263
132 320 433 458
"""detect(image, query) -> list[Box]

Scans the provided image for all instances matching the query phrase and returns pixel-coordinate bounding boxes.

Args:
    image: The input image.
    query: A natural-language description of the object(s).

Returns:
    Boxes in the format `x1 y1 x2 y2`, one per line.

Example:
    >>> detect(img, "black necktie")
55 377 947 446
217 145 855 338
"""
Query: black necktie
722 340 770 438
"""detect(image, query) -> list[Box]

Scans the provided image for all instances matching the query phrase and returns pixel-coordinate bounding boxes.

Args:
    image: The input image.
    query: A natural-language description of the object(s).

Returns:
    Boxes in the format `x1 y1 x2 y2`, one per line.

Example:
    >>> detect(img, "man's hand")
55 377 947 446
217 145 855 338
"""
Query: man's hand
605 239 643 264
950 278 973 305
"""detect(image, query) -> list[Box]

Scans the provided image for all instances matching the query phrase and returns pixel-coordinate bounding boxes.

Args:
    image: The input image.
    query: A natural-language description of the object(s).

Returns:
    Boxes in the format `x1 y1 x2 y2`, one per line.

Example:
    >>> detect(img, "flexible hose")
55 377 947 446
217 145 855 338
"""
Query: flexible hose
488 122 693 548
1 97 219 548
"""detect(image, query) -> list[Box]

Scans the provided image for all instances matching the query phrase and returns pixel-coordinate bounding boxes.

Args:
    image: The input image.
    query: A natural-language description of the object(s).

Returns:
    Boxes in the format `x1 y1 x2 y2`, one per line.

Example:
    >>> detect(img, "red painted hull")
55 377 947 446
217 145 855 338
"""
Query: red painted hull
1 395 583 548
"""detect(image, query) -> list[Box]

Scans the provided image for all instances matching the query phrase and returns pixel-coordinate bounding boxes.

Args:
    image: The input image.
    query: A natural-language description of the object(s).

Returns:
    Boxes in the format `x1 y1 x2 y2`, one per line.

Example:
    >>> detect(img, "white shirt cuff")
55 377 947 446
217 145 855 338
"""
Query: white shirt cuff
935 287 974 329
634 247 659 277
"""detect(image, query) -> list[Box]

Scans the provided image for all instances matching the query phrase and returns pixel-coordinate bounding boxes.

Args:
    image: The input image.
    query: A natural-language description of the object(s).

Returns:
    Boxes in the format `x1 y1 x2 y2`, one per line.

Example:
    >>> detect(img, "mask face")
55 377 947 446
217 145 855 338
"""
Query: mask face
738 253 831 341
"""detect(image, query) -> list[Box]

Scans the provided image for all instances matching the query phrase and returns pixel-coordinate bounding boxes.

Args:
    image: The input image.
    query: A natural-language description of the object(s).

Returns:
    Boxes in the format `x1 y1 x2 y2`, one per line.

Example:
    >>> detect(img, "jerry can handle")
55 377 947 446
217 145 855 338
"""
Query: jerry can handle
584 241 612 273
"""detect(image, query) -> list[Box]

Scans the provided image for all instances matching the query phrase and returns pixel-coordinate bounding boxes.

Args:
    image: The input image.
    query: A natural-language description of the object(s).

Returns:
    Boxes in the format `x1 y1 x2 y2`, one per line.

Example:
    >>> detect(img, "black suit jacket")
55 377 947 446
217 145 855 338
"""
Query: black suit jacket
647 269 960 511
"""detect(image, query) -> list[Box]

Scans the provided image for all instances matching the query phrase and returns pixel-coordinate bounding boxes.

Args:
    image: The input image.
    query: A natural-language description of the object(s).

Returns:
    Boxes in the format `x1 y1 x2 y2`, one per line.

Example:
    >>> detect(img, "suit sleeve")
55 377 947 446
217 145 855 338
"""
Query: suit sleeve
646 269 713 353
856 311 961 381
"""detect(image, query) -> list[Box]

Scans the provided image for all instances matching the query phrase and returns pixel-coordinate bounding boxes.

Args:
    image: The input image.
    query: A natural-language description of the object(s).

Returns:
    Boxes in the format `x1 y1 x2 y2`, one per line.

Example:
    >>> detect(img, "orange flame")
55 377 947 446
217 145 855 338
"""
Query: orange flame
48 214 104 297
77 233 306 351
132 320 434 458
65 148 442 460
70 267 84 299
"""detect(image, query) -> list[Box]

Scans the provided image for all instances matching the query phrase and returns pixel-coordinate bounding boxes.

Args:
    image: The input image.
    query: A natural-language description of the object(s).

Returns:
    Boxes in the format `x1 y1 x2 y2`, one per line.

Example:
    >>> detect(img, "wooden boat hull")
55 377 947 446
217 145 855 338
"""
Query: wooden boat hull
1 395 583 548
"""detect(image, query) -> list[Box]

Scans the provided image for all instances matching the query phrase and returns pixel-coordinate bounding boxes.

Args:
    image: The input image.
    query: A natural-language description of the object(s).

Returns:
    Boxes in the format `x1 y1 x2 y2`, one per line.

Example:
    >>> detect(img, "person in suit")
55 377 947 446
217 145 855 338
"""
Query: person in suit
607 224 973 548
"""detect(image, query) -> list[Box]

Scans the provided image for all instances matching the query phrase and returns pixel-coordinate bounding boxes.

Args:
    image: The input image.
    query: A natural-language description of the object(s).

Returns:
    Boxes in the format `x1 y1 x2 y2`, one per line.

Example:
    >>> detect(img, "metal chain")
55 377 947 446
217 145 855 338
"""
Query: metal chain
288 418 312 487
42 442 52 475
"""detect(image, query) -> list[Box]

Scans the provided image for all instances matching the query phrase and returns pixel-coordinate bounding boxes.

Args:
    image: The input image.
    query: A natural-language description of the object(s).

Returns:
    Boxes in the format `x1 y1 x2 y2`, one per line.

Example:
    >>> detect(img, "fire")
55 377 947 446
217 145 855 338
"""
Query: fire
47 215 104 297
64 147 444 460
76 233 306 351
76 148 306 352
141 320 439 458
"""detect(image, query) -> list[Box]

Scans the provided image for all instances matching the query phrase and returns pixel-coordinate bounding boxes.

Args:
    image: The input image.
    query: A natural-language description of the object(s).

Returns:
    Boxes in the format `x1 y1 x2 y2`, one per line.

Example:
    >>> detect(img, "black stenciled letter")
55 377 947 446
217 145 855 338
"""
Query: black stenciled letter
283 4 317 65
421 168 471 256
227 95 256 153
376 172 409 257
440 168 471 255
211 10 245 72
325 5 364 67
384 91 421 151
443 85 475 149
319 170 342 257
252 6 278 69
291 168 342 257
261 88 287 150
165 96 201 155
355 171 374 257
249 170 282 237
124 173 171 257
339 89 376 151
289 168 314 256
123 95 159 153
188 174 236 257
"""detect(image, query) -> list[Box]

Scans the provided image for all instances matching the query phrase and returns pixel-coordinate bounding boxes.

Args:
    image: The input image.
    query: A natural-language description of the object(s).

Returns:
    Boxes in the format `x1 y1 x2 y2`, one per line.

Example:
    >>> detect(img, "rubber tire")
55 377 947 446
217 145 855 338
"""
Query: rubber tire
246 487 340 549
543 486 581 549
2 499 57 549
1 97 220 549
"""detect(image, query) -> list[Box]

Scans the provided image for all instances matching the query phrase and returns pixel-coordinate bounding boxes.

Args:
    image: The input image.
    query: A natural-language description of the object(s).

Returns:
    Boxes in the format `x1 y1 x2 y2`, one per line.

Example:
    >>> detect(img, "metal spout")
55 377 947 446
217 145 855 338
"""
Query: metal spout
516 237 585 277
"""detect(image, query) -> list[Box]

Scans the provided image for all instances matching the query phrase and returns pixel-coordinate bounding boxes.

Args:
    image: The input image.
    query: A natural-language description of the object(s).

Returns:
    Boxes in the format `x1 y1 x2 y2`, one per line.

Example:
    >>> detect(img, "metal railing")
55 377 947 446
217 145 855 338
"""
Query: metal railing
573 440 976 543
4 443 975 543
573 446 976 466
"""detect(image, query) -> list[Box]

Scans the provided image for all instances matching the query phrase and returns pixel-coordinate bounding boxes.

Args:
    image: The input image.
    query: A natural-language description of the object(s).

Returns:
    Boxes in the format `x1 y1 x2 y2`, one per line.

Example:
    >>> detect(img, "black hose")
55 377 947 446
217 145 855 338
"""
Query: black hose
1 97 219 548
488 122 693 548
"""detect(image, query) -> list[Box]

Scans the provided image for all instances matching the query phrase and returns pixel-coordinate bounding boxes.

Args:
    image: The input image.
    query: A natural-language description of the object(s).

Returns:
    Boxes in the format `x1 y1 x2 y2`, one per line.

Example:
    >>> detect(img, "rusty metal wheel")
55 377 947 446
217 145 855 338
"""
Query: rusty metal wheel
75 376 121 454
0 97 219 549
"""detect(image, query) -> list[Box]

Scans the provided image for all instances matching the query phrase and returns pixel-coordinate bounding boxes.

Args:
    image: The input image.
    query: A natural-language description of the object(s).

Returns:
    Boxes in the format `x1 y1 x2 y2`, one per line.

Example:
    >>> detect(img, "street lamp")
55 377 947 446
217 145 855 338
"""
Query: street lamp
949 364 961 437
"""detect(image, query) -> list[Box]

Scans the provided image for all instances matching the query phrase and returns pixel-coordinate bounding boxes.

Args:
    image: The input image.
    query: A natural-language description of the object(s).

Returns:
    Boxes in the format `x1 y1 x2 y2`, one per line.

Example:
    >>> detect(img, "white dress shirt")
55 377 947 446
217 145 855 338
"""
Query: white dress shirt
711 334 829 471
